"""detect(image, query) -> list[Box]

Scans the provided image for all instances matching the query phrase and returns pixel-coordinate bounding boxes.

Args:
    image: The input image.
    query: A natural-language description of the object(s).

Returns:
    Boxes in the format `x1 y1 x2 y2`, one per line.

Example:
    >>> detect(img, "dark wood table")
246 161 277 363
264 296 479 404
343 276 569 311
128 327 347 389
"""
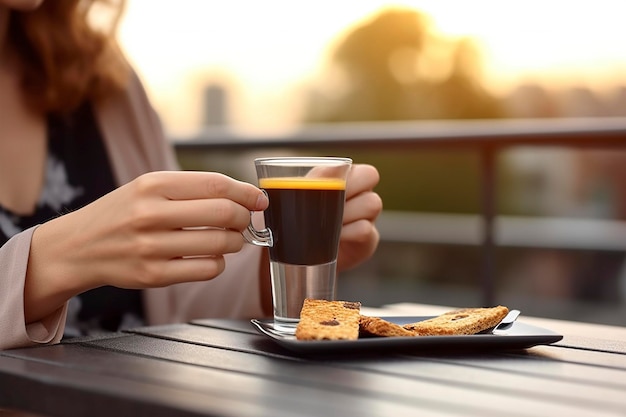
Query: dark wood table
1 303 625 417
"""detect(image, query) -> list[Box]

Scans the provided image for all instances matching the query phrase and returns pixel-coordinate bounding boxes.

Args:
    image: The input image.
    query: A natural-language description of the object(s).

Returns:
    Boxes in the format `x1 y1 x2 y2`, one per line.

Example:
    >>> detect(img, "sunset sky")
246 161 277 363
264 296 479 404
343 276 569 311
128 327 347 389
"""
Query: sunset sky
118 0 626 134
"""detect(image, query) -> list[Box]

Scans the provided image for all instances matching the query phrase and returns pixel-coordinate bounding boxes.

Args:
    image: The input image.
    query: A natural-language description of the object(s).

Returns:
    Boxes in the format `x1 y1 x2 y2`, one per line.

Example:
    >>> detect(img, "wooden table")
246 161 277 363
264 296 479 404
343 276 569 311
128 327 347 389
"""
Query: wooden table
1 303 625 417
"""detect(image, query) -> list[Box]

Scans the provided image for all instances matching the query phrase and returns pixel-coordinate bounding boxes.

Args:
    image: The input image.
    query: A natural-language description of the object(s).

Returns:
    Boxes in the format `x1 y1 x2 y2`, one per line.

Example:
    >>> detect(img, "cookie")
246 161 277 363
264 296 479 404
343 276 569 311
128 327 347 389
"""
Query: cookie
295 299 361 341
403 306 509 336
359 316 416 337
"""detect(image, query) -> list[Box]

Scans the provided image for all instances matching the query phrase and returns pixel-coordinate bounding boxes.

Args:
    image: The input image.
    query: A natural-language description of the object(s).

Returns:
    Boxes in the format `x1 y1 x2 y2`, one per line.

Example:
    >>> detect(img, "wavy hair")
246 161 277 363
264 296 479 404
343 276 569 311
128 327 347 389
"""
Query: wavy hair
8 0 129 115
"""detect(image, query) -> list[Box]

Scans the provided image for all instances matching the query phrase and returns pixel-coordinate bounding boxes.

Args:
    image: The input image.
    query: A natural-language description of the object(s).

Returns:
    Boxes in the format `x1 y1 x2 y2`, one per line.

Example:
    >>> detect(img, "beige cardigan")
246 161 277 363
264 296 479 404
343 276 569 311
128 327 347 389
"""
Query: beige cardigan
0 73 264 350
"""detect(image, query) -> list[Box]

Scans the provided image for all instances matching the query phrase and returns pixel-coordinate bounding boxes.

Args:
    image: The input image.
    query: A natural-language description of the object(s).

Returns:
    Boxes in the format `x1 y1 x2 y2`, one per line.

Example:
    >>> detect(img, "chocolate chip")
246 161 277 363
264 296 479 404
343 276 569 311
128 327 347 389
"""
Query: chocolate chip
451 314 469 321
320 320 340 326
343 302 360 310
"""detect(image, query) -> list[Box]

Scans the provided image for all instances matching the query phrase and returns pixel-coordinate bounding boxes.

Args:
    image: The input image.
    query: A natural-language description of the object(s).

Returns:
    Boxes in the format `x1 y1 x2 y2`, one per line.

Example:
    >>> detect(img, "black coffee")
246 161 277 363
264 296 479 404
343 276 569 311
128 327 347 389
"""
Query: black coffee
260 178 346 265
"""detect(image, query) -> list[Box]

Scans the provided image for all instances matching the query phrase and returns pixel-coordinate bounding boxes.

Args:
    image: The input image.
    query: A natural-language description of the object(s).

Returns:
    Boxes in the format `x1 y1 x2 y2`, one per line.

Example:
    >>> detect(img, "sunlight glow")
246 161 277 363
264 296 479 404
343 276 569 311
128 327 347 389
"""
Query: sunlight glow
118 0 626 134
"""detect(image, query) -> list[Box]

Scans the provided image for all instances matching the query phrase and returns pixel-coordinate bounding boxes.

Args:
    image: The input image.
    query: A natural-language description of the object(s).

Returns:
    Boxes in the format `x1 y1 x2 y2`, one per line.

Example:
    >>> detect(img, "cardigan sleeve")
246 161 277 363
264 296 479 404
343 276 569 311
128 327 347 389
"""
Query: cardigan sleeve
0 227 68 350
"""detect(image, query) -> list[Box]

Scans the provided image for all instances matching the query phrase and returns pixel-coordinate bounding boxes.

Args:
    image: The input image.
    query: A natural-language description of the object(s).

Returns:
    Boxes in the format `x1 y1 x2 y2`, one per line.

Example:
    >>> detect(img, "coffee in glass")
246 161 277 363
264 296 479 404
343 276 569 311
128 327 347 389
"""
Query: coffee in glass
243 157 352 332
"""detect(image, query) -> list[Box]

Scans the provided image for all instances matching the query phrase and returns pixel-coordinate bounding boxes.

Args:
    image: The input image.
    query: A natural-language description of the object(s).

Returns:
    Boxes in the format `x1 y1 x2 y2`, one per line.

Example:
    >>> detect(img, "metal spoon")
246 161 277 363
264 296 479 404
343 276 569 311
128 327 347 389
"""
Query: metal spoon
482 309 521 334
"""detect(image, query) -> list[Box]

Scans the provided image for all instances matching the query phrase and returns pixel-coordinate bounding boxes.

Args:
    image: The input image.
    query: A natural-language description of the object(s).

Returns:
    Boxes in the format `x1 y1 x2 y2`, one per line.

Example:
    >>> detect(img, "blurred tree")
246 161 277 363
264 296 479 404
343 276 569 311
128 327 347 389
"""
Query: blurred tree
303 7 510 213
307 8 429 122
305 8 503 123
433 38 504 120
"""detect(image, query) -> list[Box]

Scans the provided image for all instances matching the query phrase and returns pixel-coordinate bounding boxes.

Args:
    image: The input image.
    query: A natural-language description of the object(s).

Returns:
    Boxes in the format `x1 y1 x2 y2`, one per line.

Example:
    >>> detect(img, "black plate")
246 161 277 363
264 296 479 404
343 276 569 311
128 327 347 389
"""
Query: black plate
250 316 563 354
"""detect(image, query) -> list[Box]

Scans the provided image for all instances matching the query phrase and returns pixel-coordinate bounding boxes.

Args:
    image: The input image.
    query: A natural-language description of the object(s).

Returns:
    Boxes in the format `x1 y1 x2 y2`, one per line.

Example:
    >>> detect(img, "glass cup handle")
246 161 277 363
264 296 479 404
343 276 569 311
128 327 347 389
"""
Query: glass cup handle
242 213 273 247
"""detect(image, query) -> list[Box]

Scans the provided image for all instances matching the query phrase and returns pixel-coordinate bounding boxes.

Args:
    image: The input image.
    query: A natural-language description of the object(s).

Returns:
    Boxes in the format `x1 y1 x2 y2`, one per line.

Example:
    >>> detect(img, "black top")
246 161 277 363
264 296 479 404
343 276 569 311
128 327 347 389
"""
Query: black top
0 103 144 336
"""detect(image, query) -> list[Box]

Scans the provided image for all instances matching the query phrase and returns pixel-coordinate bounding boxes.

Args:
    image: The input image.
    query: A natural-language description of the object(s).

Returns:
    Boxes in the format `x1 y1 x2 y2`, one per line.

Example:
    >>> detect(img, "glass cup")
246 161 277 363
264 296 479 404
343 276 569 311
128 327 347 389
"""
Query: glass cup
243 156 352 333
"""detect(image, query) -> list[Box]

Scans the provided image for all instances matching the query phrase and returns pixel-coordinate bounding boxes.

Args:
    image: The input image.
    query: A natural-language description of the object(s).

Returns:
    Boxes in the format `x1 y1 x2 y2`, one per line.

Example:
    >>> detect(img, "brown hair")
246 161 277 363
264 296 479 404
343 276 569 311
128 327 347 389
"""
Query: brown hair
8 0 130 115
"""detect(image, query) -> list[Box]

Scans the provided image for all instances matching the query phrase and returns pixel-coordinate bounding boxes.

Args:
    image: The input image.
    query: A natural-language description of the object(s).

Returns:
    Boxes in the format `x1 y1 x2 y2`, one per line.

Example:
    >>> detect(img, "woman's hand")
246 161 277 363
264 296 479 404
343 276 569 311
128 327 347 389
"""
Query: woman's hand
24 171 268 323
337 164 382 272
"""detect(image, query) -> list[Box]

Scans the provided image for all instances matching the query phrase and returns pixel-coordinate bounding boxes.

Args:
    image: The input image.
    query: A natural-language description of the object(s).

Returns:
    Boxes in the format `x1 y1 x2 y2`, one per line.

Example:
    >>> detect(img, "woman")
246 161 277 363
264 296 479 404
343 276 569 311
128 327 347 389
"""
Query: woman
0 0 382 349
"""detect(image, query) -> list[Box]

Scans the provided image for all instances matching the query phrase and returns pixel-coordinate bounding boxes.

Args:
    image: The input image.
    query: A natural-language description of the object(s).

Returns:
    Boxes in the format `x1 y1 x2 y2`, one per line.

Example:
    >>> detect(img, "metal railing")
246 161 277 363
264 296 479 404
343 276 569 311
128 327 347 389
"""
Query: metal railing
173 117 626 306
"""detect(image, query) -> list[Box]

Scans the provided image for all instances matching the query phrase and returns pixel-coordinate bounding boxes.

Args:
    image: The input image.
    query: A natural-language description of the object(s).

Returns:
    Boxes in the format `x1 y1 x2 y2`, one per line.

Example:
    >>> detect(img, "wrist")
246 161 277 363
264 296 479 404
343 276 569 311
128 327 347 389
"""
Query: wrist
23 216 94 323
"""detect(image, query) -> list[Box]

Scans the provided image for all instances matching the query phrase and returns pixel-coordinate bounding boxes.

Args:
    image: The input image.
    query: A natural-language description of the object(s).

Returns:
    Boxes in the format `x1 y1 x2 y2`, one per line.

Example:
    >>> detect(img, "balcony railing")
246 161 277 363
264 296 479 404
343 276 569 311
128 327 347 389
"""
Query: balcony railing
173 117 626 307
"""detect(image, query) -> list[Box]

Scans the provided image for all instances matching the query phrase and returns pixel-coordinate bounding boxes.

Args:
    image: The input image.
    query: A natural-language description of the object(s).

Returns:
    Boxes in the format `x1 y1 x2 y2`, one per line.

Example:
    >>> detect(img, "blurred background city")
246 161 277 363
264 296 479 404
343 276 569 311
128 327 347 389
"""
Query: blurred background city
118 0 626 325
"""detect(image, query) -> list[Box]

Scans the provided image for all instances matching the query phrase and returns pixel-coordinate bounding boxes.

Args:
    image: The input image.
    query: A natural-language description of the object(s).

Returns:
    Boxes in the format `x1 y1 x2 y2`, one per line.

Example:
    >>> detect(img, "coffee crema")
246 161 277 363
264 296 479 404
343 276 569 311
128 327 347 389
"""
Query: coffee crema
259 177 346 265
259 177 346 190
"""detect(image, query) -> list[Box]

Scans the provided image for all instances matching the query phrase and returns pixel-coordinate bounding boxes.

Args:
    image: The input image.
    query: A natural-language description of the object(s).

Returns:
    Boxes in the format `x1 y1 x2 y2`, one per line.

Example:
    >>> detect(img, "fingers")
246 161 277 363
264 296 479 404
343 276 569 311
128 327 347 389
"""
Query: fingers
337 219 380 271
340 219 380 245
345 164 380 199
122 171 269 231
343 162 382 224
163 256 227 283
343 190 383 225
134 256 228 288
132 229 245 259
133 171 268 211
140 198 254 231
112 228 246 288
335 163 382 272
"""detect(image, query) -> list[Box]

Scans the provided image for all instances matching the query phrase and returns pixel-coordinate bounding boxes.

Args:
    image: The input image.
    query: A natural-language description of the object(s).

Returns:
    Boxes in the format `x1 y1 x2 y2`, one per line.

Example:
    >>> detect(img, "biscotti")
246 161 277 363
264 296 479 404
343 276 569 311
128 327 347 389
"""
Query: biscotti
295 299 361 341
403 305 509 336
359 315 416 337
